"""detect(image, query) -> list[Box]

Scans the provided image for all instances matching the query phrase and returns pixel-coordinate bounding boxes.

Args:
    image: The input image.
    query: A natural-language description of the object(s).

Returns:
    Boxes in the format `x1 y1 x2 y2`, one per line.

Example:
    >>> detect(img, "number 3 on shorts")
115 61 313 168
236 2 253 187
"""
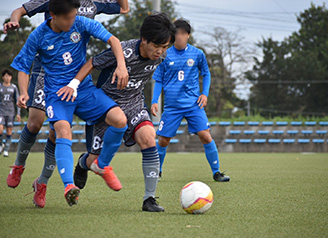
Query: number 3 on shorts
62 52 73 65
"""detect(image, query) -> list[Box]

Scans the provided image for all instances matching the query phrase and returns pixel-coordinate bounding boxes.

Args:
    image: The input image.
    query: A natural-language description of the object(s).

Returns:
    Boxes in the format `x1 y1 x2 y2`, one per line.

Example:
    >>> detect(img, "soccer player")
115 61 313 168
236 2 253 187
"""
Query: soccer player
72 13 176 212
151 19 230 182
0 69 21 157
4 0 129 207
10 0 129 206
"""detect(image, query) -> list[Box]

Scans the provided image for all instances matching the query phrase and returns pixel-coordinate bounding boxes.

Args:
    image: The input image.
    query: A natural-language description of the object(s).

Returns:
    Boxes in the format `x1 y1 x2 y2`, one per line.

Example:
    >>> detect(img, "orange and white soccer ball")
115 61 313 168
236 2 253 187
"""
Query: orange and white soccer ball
179 181 213 214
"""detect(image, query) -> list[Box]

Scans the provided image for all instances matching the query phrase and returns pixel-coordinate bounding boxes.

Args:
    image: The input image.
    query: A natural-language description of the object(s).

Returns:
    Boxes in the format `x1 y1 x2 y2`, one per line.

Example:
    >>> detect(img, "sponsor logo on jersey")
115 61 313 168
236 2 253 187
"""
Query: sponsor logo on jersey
169 61 174 66
70 32 81 43
187 58 195 67
144 64 158 72
47 45 54 51
123 48 133 58
78 7 94 14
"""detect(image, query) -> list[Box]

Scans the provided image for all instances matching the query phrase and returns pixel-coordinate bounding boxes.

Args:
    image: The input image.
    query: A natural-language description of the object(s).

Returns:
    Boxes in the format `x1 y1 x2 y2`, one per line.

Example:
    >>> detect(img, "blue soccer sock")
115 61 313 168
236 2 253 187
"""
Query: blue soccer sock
156 142 167 172
203 140 220 175
78 152 90 170
55 138 74 187
98 125 127 169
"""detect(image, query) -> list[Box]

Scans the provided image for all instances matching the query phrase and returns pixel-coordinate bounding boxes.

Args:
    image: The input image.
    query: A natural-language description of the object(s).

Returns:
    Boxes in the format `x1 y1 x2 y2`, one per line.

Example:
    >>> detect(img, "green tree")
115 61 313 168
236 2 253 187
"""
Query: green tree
248 3 328 117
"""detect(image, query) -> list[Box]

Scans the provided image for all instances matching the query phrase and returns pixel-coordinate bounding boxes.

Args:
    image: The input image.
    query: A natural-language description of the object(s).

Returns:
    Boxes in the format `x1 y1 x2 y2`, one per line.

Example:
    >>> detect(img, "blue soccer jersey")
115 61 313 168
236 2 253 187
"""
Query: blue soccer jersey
152 44 211 111
11 16 112 94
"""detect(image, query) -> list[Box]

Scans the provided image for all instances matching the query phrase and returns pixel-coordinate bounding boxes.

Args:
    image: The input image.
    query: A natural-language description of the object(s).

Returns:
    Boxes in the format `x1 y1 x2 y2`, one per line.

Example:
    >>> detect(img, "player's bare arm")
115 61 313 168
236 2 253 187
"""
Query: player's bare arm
17 71 30 109
118 0 130 14
3 7 27 34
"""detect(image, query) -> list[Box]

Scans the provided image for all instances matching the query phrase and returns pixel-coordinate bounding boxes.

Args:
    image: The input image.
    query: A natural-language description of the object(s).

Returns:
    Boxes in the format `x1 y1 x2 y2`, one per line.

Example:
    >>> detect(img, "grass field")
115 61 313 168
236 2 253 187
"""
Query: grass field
0 152 327 238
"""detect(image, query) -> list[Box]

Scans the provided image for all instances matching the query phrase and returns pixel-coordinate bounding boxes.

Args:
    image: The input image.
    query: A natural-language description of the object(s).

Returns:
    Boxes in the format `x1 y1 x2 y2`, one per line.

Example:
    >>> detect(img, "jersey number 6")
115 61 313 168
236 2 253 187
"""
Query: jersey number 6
178 70 184 81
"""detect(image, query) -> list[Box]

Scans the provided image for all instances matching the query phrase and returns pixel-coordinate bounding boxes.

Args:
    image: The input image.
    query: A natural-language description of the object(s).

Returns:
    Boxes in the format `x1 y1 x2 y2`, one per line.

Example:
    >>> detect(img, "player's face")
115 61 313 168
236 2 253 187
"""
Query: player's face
2 73 12 84
175 29 189 48
51 9 78 32
142 38 170 60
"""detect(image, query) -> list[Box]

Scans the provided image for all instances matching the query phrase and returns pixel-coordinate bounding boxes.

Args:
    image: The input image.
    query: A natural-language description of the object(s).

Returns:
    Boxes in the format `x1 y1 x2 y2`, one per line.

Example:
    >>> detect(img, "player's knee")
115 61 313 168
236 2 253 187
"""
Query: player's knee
106 107 127 128
158 136 170 147
27 120 43 133
199 131 212 144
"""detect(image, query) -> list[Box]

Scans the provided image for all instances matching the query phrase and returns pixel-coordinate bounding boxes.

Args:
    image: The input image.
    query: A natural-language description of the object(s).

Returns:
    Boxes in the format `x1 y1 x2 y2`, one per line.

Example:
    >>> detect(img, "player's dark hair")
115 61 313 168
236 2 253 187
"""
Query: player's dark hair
49 0 80 15
174 19 191 34
2 69 12 77
140 12 176 45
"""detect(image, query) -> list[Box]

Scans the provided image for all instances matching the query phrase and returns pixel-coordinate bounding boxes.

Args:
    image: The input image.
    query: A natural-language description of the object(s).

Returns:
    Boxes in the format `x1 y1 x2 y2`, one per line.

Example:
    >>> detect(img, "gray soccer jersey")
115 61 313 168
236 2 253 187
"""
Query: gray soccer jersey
0 83 20 116
23 0 121 19
93 39 166 105
91 39 166 150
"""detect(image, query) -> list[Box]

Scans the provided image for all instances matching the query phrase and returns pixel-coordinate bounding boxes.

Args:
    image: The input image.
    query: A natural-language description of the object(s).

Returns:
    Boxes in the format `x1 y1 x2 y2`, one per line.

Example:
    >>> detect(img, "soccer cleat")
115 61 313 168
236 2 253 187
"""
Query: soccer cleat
32 178 47 208
90 159 122 191
213 171 230 182
7 165 25 188
74 153 88 189
3 151 9 157
64 184 80 207
0 143 4 154
142 197 165 212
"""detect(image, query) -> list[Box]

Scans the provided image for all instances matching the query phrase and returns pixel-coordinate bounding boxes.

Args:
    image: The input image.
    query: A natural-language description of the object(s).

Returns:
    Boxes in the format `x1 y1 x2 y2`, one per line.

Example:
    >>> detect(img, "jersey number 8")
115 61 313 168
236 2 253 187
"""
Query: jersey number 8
62 52 73 65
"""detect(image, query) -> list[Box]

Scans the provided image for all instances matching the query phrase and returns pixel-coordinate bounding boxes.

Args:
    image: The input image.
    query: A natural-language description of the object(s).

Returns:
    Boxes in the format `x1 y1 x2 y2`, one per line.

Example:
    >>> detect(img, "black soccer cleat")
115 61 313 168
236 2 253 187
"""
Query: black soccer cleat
142 197 165 212
213 171 230 182
74 153 89 189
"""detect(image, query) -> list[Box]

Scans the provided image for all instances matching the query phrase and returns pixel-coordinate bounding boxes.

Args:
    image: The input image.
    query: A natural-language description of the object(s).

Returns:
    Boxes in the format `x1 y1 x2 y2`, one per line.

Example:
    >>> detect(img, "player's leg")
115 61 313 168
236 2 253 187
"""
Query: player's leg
53 120 80 206
156 110 183 178
32 129 56 208
74 88 127 190
134 122 165 212
3 123 13 157
7 108 45 188
7 70 46 188
185 106 230 182
73 125 93 189
0 117 4 153
14 67 46 167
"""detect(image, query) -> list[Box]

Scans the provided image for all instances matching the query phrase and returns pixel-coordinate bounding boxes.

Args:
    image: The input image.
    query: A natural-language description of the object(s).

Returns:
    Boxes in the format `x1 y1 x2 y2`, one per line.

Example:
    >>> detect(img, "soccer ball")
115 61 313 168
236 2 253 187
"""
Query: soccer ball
179 181 213 214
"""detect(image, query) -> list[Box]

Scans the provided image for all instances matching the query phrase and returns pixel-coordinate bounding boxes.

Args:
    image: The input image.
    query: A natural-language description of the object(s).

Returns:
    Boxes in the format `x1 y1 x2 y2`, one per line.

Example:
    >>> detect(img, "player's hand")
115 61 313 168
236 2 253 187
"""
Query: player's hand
16 115 21 122
17 94 29 109
57 86 76 102
112 65 129 90
3 22 20 34
151 103 159 117
197 94 208 109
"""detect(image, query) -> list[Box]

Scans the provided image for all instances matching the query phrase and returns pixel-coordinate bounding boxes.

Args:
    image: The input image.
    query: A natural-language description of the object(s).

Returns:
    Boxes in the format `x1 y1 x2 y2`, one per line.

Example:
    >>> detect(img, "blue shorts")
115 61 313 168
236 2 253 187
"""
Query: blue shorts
45 85 116 126
157 105 210 138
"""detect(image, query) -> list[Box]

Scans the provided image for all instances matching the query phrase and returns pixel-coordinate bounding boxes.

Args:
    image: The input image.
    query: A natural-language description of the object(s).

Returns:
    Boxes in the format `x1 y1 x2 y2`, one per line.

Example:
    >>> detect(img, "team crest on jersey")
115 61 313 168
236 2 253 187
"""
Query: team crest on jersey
187 59 195 67
70 32 81 43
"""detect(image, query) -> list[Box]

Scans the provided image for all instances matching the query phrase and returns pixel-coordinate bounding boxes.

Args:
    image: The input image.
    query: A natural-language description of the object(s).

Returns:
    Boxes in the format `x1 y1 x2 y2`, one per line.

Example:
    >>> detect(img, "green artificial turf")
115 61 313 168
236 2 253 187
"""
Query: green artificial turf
0 152 327 238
